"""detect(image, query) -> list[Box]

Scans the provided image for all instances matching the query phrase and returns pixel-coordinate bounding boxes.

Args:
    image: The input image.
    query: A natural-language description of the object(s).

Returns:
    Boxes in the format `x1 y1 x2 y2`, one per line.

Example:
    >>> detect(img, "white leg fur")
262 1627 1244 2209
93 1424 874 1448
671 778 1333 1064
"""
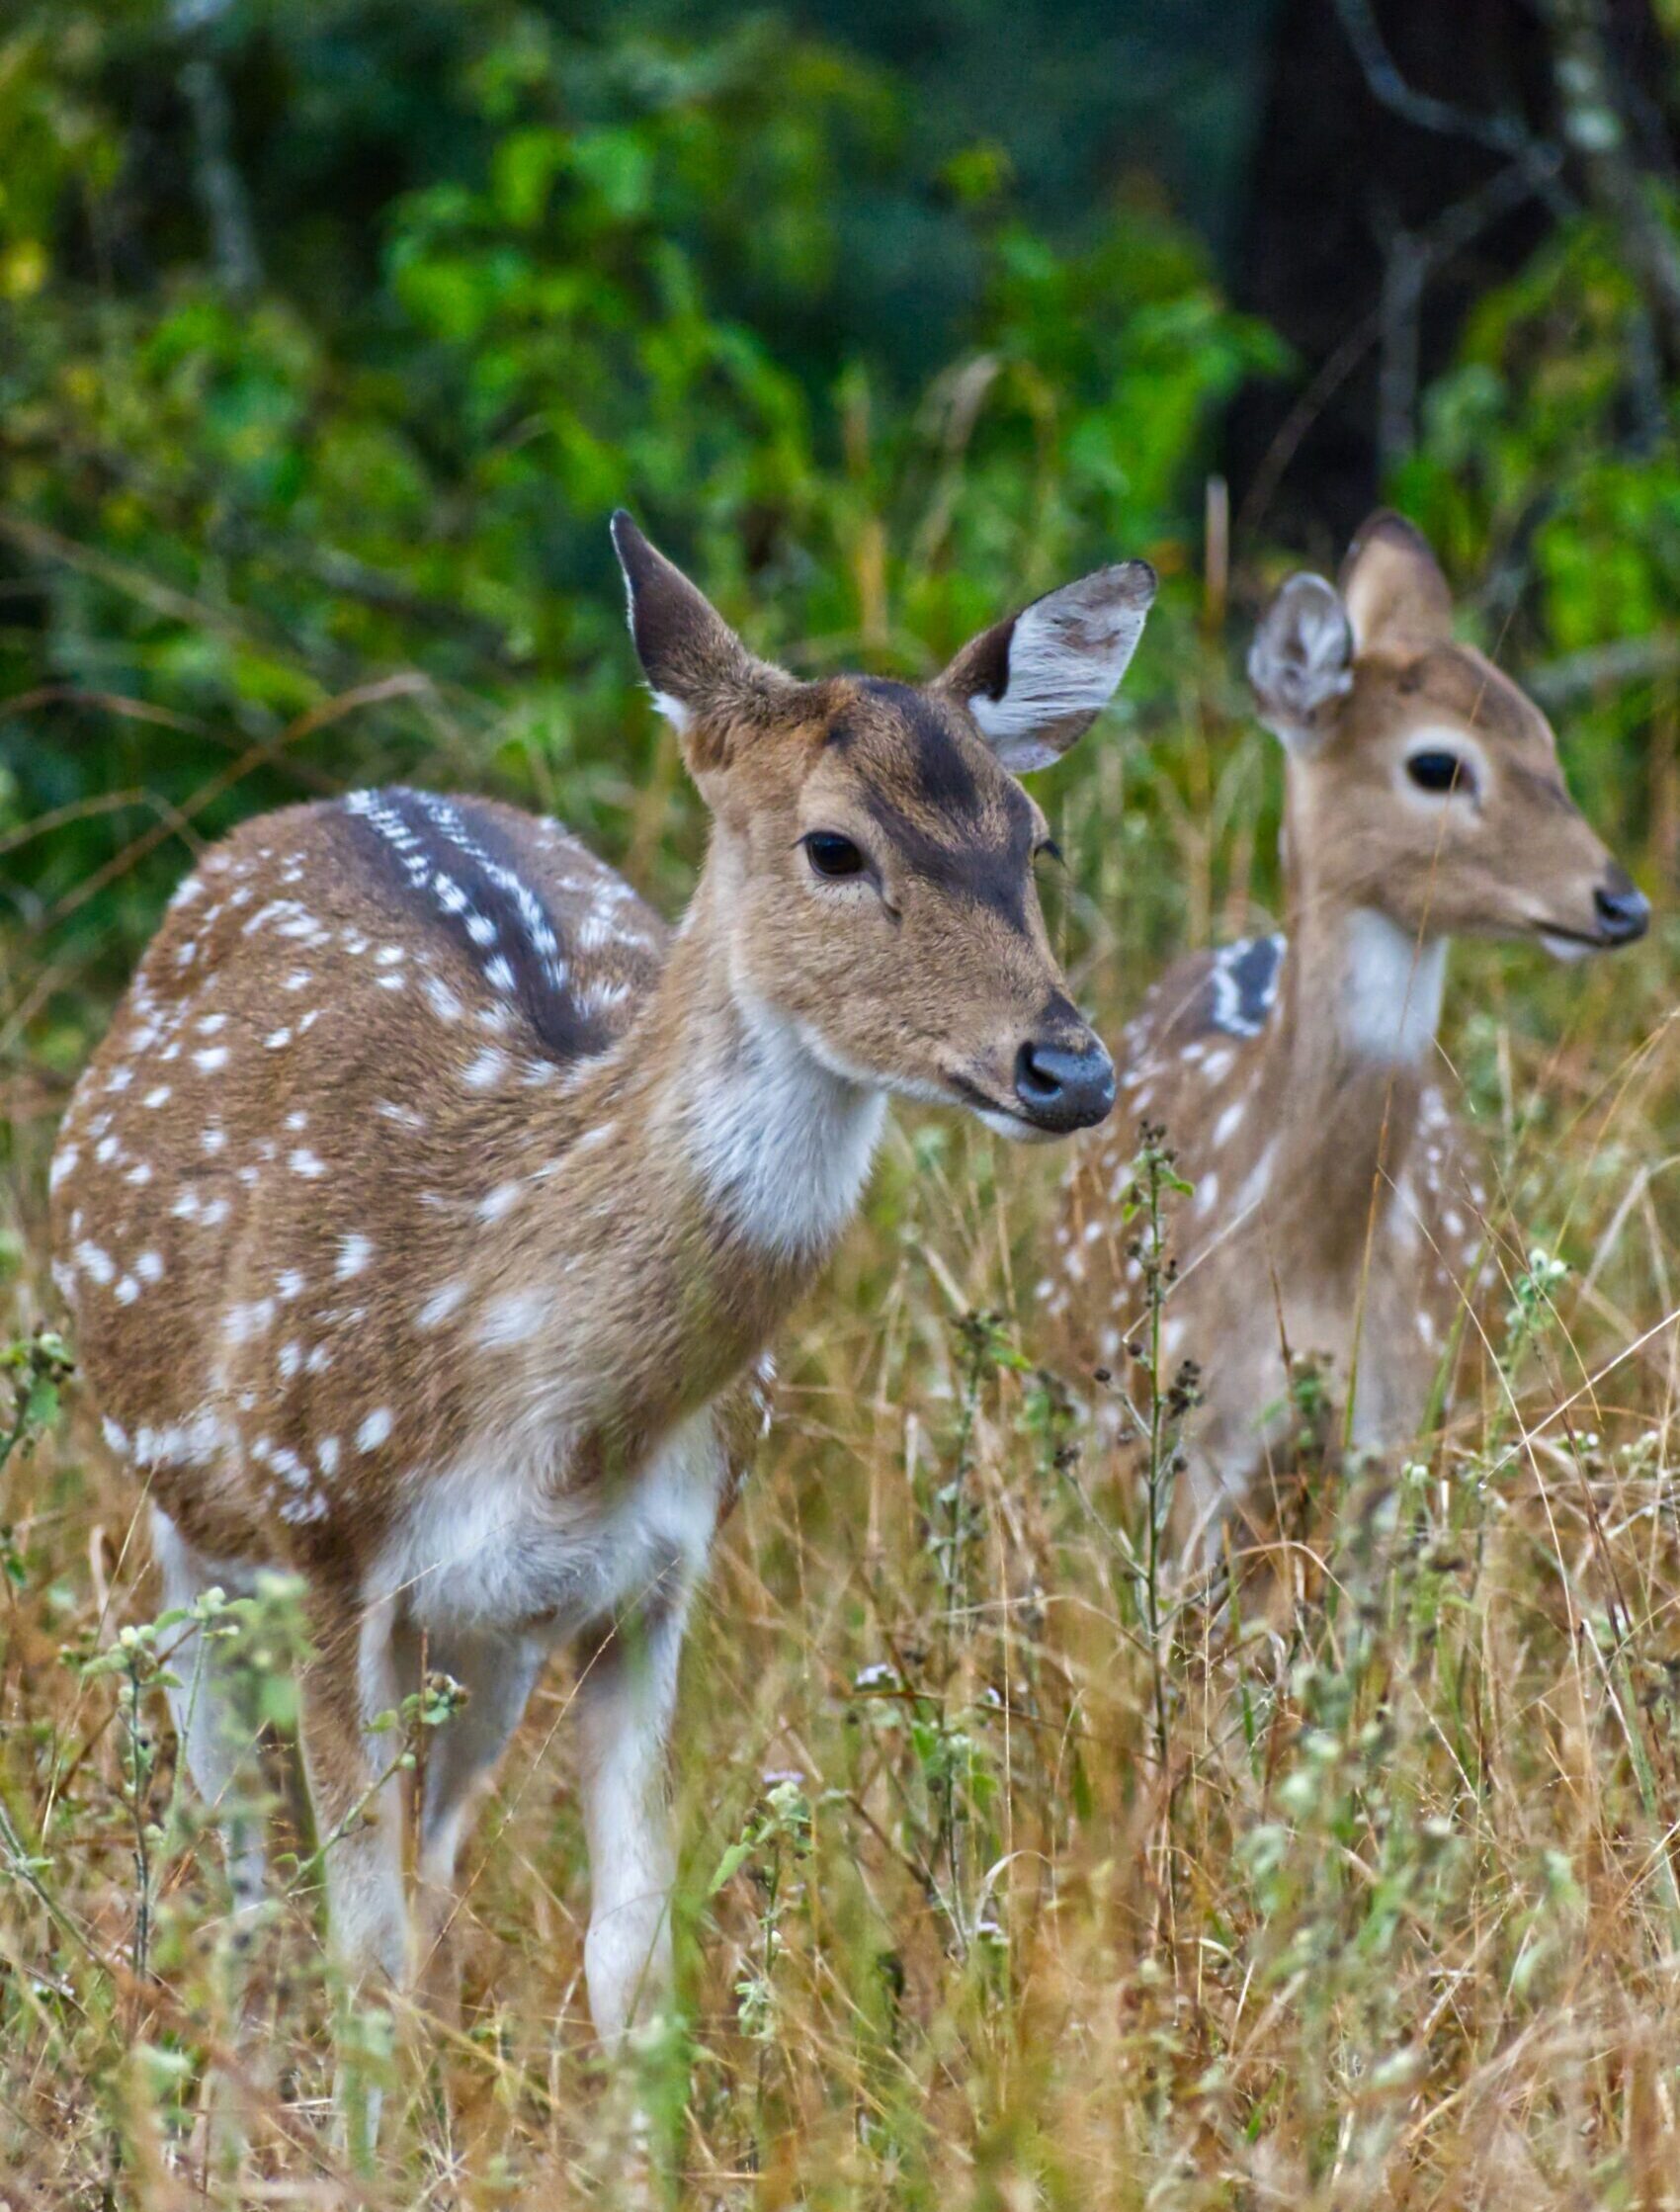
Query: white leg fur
151 1507 267 1925
298 1597 408 1991
575 1595 689 2044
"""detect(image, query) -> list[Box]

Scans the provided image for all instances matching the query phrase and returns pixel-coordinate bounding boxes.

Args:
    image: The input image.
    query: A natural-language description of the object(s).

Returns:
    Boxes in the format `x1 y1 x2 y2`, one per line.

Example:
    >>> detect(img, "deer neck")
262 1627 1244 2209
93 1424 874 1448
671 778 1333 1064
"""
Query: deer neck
456 853 885 1453
1257 865 1448 1225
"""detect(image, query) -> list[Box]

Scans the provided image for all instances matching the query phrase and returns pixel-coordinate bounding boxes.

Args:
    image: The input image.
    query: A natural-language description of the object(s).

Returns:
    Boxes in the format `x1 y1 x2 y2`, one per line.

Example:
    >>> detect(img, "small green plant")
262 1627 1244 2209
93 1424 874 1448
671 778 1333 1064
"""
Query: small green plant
0 1325 72 1482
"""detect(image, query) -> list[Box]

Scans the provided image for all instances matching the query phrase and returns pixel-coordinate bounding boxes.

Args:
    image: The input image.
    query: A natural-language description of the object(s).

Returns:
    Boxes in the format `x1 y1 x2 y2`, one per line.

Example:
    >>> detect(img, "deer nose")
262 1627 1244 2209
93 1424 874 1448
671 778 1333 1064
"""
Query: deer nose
1013 1037 1115 1133
1594 868 1650 944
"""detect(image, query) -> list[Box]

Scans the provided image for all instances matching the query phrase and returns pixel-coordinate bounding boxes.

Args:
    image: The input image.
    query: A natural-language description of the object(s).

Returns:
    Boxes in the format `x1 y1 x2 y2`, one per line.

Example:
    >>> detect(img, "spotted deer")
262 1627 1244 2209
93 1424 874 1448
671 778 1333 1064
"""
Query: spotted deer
1046 512 1648 1557
49 515 1154 2049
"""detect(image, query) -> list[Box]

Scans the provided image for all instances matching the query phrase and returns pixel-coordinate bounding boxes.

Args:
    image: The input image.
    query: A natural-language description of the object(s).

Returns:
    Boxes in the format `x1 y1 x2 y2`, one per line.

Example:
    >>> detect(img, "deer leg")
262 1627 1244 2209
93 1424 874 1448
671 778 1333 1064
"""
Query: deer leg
573 1587 691 2047
297 1592 408 2164
151 1508 268 1942
411 1627 546 2019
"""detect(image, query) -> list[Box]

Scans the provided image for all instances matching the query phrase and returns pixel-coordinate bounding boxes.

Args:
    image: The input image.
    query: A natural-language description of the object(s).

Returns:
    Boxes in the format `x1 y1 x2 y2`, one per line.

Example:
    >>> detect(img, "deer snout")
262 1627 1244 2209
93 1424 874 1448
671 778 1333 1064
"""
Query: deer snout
1013 1033 1116 1134
1593 864 1649 945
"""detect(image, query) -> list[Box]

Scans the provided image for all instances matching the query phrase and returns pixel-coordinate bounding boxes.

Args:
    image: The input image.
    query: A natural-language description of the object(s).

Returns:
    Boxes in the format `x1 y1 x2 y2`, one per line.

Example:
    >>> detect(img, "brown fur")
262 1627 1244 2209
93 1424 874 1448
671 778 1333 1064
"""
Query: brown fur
48 516 1154 2054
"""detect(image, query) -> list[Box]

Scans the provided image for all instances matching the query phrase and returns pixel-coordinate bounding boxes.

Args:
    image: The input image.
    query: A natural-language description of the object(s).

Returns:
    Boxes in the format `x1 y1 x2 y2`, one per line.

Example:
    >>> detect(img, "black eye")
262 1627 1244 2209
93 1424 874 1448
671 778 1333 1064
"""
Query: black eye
1036 837 1064 867
803 831 868 881
1406 750 1473 797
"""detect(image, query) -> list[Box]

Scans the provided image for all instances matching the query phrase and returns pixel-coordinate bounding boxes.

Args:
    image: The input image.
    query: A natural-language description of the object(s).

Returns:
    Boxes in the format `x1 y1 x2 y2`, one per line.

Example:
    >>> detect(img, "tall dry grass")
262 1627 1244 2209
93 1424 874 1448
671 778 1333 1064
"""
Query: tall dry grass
1 671 1677 2209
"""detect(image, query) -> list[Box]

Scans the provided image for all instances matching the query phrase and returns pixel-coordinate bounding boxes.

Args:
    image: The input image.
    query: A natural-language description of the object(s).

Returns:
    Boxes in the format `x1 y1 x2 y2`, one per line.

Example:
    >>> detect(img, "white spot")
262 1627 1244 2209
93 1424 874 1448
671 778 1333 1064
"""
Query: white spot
202 1127 226 1154
476 1182 523 1224
335 1233 374 1281
223 1299 277 1343
476 1290 546 1347
265 1027 293 1051
285 1109 308 1132
376 946 405 968
49 1146 78 1191
289 1149 326 1178
1196 1172 1219 1215
1212 1099 1246 1149
424 976 463 1023
317 1436 340 1477
278 1341 301 1379
196 1014 227 1035
135 1250 164 1284
76 1241 116 1287
356 1407 393 1453
102 1416 130 1457
194 1047 229 1072
143 1085 171 1108
463 1047 509 1091
417 1281 466 1329
114 1276 139 1305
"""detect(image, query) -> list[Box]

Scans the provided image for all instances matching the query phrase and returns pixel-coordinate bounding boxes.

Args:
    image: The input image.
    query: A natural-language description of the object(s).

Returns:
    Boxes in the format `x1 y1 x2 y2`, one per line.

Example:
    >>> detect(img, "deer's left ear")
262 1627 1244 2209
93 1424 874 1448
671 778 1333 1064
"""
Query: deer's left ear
937 560 1157 772
1340 510 1454 653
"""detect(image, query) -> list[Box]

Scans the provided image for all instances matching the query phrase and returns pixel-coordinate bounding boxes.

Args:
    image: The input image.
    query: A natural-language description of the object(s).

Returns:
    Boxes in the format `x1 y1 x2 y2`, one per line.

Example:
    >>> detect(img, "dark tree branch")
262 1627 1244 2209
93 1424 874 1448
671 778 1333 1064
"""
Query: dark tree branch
1537 0 1680 376
1331 0 1576 217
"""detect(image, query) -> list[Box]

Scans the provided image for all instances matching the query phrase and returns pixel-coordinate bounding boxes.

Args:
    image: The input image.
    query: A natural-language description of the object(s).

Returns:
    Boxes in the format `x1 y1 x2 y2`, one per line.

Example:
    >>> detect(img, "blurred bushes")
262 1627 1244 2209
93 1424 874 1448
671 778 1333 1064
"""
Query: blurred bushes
0 0 1675 1048
1 2 1278 1012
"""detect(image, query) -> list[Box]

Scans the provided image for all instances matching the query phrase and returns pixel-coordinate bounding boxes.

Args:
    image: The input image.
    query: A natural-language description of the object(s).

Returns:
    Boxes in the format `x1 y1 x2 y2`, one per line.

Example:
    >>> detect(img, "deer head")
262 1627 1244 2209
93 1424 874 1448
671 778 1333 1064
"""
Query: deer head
1247 511 1648 958
613 514 1156 1137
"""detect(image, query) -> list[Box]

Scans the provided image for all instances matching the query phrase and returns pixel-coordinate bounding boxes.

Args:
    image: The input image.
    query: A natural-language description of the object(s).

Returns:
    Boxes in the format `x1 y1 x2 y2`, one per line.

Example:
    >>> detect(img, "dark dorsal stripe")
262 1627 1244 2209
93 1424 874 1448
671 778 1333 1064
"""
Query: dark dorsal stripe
341 787 613 1061
1204 933 1286 1039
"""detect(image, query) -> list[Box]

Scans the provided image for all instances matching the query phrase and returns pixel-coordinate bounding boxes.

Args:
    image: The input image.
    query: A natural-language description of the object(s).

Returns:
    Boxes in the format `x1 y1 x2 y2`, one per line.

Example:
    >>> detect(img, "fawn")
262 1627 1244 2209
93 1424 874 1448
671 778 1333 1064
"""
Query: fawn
1046 511 1647 1557
49 515 1154 2048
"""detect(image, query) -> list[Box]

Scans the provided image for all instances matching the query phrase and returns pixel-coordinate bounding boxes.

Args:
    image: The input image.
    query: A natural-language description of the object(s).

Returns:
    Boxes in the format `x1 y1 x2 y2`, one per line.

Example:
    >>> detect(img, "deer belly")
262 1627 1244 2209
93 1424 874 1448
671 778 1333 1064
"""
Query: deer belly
378 1404 728 1640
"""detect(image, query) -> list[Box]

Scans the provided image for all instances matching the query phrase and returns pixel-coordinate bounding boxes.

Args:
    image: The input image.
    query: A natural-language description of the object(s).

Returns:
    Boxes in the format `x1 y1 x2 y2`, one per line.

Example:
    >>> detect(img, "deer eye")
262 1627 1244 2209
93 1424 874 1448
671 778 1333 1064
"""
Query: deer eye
803 831 869 881
1406 749 1474 798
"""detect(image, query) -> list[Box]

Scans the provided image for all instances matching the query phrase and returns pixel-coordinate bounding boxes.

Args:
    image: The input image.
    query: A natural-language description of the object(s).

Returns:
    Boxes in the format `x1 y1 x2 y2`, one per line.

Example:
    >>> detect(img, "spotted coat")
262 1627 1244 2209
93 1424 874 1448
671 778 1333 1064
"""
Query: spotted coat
49 791 772 1570
1044 930 1499 1548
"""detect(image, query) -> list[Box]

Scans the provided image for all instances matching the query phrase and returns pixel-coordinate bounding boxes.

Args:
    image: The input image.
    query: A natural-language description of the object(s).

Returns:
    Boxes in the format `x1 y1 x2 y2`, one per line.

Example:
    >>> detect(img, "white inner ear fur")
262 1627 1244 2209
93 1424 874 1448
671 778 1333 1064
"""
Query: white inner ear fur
1248 573 1353 750
649 689 693 733
968 574 1150 772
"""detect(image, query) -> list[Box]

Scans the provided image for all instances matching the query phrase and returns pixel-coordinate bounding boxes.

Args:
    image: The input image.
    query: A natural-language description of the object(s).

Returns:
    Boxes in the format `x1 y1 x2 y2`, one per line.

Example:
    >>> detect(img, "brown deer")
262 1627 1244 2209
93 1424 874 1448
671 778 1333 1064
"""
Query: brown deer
1044 512 1647 1558
49 515 1154 2050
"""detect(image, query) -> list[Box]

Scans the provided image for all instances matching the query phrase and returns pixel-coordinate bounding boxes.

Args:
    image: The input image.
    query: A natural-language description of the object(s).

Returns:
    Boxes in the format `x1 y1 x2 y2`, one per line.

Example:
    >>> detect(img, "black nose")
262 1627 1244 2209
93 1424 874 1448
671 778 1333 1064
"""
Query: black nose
1594 867 1650 945
1013 1038 1115 1133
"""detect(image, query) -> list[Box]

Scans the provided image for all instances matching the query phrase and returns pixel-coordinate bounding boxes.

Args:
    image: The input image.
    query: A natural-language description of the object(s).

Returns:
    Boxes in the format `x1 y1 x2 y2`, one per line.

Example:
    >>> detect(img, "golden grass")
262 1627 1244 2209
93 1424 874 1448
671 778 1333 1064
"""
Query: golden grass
2 734 1678 2209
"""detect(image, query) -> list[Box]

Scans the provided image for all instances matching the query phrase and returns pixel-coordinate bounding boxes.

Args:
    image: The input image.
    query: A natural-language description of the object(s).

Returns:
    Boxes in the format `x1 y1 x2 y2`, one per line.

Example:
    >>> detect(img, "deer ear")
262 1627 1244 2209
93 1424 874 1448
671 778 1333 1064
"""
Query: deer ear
938 559 1157 773
611 512 771 738
1340 509 1453 653
1248 572 1353 752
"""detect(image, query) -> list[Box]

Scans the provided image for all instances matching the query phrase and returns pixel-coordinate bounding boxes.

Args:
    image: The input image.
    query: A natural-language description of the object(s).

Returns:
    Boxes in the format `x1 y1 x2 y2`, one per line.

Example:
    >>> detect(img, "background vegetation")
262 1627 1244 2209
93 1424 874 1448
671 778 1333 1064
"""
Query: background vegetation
1 1 1677 2203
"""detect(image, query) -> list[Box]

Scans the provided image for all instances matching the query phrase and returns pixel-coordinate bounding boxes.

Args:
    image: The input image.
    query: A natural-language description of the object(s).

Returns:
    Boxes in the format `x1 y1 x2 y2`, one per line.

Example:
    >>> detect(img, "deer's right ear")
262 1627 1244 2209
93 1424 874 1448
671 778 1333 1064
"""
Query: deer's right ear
611 512 773 750
1247 573 1353 752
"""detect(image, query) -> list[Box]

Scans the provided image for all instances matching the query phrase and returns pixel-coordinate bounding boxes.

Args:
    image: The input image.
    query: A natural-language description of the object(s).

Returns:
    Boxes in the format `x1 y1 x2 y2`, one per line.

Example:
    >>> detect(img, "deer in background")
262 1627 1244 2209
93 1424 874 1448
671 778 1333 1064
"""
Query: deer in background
1045 512 1648 1558
49 514 1153 2069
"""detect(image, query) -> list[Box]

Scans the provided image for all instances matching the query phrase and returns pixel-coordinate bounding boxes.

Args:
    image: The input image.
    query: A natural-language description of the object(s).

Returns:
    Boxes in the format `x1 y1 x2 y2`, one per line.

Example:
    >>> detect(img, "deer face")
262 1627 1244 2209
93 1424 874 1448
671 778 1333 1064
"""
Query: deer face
1249 512 1649 956
612 515 1156 1138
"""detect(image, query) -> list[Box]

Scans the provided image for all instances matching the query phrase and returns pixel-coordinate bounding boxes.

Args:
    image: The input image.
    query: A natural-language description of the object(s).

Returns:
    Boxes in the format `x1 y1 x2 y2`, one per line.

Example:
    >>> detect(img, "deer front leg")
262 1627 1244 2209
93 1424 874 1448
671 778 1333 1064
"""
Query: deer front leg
411 1626 546 2020
573 1589 690 2046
